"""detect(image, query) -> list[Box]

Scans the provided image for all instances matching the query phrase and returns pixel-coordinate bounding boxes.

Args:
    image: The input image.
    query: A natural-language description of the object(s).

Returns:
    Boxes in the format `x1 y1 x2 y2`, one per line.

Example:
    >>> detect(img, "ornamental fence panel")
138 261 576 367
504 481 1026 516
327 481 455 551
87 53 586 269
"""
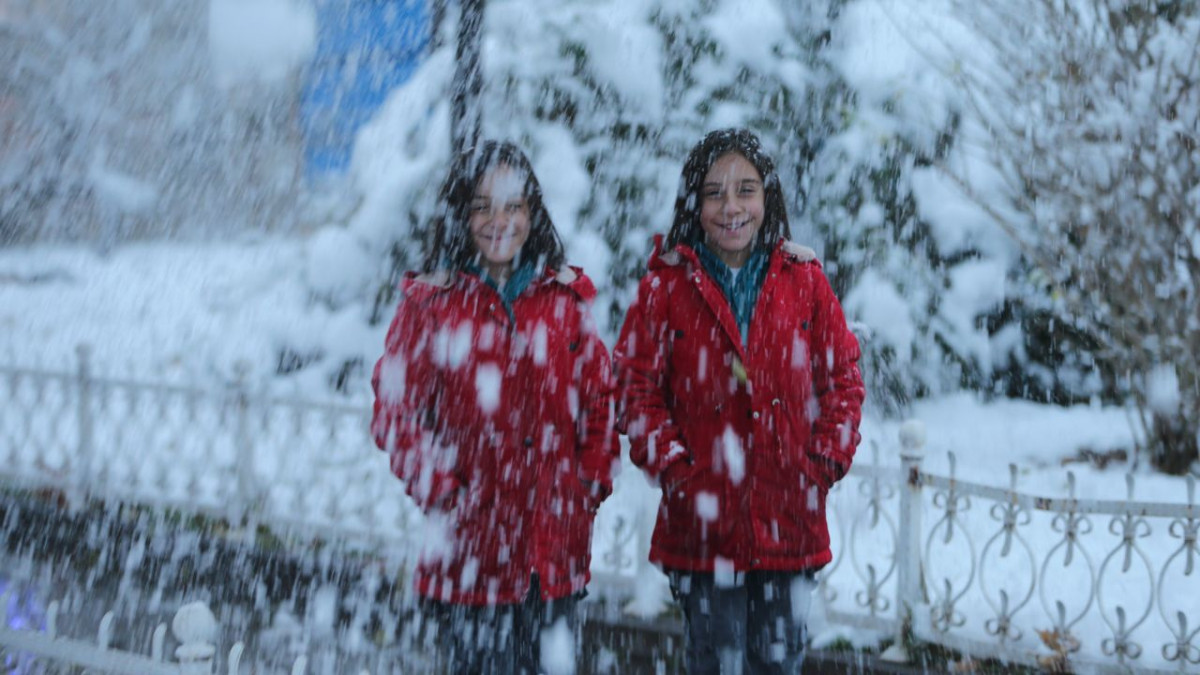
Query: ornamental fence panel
1 347 1197 673
0 346 419 558
819 422 1199 674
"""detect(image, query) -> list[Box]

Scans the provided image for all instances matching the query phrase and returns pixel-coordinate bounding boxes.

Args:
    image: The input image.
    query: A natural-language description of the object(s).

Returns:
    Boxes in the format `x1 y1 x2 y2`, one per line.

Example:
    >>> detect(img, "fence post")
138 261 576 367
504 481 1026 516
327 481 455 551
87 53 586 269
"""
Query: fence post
881 419 926 663
231 361 256 522
173 601 217 675
75 344 94 492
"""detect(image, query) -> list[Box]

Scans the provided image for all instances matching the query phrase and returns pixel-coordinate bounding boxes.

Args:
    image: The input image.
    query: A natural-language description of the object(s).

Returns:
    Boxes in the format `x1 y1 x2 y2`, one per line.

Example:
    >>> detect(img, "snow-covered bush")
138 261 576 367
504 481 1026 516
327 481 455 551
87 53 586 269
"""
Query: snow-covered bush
806 1 1031 415
935 0 1200 472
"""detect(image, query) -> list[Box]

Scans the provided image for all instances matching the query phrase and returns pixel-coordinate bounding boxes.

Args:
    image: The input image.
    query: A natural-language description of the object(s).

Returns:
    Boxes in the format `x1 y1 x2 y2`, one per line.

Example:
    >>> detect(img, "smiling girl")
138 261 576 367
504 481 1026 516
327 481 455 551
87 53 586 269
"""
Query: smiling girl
372 140 616 673
615 129 865 673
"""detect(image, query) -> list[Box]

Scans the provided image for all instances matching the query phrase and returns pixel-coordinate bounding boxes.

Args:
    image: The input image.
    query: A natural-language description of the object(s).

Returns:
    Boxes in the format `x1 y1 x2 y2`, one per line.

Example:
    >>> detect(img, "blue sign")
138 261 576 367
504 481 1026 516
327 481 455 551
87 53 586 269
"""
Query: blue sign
301 0 431 178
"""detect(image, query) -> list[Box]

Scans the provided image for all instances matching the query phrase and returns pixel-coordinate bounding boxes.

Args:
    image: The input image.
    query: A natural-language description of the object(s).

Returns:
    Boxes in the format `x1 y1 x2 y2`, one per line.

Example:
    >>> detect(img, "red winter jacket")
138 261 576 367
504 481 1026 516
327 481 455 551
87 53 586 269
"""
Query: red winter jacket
615 237 864 573
371 266 616 605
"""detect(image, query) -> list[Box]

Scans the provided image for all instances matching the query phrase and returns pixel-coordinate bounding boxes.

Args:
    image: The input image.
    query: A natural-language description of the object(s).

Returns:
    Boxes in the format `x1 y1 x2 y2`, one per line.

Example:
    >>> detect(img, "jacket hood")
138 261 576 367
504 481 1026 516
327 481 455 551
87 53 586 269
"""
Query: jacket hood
400 269 452 302
545 264 598 302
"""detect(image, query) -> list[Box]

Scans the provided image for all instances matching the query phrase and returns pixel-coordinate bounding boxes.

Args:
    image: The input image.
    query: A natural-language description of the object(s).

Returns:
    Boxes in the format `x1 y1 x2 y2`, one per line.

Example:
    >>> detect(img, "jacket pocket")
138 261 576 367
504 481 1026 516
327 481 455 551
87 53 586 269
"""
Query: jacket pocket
753 462 829 559
659 454 693 493
773 408 826 491
660 468 731 552
793 451 831 493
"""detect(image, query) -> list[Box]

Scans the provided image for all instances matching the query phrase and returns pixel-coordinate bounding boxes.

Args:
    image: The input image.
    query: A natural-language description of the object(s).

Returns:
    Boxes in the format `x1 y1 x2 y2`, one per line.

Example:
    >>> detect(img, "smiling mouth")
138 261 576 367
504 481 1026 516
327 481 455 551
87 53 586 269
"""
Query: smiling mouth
718 221 750 232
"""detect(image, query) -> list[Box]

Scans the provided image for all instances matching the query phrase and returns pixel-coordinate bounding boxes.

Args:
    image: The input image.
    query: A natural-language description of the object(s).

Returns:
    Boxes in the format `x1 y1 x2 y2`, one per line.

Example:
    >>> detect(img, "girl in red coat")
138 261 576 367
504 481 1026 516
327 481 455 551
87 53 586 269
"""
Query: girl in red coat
372 141 617 673
615 129 865 674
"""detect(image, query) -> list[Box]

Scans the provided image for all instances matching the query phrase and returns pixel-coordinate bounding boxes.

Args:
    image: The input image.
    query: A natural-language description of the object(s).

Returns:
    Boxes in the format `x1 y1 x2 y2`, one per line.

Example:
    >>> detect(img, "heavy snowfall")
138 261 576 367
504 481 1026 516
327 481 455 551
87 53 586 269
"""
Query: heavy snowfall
1 0 1197 673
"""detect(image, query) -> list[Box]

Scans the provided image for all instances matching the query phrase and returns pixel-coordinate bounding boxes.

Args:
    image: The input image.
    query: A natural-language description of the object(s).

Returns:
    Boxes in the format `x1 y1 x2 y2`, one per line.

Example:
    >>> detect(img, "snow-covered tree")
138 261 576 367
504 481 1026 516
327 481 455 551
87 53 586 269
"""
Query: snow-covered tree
323 0 1111 429
343 0 971 414
350 0 850 336
934 0 1199 473
803 1 1026 416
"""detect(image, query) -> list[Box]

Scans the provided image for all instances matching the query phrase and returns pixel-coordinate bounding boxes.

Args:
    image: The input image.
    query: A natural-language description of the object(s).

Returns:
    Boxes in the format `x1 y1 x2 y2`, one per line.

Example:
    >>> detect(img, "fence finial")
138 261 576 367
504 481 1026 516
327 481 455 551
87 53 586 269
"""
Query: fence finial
47 600 59 639
173 601 218 673
152 623 167 661
98 612 113 650
899 419 926 456
228 641 245 674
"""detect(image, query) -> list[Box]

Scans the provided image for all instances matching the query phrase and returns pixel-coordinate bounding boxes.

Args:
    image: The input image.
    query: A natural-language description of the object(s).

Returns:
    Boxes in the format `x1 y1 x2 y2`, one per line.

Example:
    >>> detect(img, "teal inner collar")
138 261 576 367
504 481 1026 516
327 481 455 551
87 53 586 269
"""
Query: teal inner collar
695 242 770 345
466 260 538 320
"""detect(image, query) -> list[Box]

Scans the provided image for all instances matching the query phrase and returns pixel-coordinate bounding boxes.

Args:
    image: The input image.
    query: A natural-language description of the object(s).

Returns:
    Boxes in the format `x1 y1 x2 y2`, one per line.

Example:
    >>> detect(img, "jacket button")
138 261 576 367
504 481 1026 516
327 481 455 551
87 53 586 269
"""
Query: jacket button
523 437 534 447
771 398 780 406
752 411 760 420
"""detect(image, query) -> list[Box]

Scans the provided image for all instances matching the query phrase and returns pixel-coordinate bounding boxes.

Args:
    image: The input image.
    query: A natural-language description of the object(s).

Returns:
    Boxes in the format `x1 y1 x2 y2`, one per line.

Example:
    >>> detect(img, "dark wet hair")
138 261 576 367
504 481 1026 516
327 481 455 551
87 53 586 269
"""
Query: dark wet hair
665 128 792 252
422 140 565 273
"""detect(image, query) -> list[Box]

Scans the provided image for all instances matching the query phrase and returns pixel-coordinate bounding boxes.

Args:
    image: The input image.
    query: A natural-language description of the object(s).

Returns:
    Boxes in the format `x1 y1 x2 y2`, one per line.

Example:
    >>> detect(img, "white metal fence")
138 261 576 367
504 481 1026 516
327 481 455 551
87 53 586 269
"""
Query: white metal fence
2 349 1198 673
0 594 314 675
0 346 419 556
821 423 1199 673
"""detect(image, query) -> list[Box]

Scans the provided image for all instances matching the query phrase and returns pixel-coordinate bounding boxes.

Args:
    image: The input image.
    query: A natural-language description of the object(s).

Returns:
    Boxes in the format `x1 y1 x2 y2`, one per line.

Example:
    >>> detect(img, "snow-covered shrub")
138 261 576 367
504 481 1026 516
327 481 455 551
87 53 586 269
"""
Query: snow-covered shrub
810 1 1027 415
938 0 1200 473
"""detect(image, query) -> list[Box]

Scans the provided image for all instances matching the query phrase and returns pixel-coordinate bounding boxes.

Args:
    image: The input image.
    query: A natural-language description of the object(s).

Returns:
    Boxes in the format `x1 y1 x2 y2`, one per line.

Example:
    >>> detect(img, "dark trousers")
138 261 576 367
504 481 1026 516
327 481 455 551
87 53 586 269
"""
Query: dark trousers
668 570 816 675
418 576 581 675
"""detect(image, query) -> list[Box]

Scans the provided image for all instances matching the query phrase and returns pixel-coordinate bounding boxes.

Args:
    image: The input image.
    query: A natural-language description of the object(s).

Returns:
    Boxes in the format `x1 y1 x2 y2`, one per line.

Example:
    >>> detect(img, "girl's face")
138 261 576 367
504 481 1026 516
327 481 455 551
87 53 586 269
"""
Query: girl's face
469 164 530 273
698 151 765 267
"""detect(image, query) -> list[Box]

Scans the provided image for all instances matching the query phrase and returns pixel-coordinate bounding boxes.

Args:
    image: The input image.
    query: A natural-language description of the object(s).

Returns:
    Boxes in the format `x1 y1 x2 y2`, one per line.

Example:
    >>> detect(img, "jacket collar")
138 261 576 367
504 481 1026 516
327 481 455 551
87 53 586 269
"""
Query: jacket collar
648 235 748 358
401 264 595 303
647 234 817 271
645 235 820 359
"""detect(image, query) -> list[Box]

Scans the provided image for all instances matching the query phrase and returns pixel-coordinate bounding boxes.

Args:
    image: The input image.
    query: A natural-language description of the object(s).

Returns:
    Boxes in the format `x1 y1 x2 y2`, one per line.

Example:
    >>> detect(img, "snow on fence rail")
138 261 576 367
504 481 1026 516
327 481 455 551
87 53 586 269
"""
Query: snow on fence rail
2 348 1198 673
